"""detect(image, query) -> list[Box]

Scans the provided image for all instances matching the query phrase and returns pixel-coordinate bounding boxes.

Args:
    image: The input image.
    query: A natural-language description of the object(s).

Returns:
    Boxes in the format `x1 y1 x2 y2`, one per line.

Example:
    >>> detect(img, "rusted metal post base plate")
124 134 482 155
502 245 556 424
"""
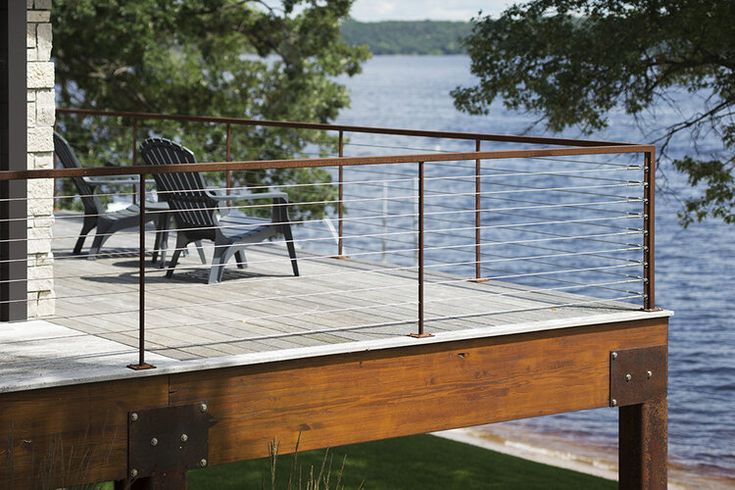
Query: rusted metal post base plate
128 362 157 371
128 404 211 484
610 346 667 407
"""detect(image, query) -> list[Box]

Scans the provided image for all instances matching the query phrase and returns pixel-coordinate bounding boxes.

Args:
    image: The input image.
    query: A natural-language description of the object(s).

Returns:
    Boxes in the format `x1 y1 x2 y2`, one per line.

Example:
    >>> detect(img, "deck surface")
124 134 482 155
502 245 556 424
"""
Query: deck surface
1 213 671 392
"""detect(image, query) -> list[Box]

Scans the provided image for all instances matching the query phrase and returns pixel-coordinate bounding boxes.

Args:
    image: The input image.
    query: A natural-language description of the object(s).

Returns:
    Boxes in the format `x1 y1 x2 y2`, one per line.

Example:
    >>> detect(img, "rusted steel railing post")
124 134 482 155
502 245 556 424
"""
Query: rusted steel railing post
131 119 139 204
128 173 155 370
225 123 233 198
409 161 432 338
336 130 346 258
643 149 656 311
474 138 483 282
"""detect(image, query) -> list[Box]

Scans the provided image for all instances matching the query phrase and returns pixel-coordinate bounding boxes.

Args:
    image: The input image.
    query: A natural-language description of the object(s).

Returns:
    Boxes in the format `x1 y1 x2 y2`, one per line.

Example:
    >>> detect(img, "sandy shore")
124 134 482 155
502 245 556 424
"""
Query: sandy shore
432 425 735 490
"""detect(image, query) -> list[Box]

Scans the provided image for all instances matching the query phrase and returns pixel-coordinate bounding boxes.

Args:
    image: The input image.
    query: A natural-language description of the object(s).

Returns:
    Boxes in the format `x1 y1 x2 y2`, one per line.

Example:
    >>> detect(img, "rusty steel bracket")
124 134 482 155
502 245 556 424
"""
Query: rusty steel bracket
610 346 667 407
128 403 212 481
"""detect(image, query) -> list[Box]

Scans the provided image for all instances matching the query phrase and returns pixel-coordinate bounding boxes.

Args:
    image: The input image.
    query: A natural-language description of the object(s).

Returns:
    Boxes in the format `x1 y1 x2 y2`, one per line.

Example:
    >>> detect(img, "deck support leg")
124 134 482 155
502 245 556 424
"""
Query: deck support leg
117 472 188 490
115 470 188 490
619 397 668 490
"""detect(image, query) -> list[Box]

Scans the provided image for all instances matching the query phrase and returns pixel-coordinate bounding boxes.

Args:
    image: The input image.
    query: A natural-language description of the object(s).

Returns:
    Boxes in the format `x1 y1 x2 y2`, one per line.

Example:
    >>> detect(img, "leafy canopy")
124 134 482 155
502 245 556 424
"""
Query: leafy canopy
453 0 735 226
53 0 370 219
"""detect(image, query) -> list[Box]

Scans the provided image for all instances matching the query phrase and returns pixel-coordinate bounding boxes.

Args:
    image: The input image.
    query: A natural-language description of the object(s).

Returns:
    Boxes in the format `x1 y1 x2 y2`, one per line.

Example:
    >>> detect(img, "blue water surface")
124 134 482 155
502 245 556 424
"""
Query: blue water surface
333 55 735 477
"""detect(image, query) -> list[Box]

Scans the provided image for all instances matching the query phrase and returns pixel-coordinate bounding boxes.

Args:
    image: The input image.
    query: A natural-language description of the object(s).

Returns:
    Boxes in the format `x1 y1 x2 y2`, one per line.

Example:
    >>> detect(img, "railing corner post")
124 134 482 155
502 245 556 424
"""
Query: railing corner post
643 149 656 311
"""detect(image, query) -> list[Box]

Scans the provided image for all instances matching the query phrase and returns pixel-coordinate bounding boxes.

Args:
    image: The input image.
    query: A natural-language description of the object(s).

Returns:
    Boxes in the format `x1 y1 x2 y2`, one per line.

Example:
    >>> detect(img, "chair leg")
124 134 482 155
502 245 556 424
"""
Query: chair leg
234 250 247 269
154 214 172 269
195 240 207 264
208 244 229 284
88 222 113 259
74 218 96 255
152 231 162 264
282 223 299 277
166 234 188 279
156 230 169 269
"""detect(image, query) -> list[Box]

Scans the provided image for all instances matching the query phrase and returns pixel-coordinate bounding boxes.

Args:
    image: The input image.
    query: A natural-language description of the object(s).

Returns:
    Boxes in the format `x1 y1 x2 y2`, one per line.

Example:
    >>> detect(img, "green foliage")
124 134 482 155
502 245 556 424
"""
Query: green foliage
53 0 370 220
341 20 471 55
187 435 615 489
453 0 735 226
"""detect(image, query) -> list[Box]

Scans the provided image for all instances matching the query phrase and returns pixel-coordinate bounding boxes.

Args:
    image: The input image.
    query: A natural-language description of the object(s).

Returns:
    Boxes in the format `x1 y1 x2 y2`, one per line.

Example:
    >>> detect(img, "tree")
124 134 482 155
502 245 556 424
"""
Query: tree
53 0 369 219
452 0 735 226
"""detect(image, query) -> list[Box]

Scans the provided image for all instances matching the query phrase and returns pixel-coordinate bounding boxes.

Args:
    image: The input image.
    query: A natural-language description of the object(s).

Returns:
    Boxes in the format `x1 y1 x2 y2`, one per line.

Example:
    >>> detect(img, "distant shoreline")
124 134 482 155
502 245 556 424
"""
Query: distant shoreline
341 19 471 56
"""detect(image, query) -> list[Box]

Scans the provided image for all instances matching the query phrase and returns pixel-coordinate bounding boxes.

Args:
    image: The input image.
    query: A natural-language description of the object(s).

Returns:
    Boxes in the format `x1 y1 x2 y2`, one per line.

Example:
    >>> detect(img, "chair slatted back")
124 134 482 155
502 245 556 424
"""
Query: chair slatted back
140 138 218 237
53 132 103 215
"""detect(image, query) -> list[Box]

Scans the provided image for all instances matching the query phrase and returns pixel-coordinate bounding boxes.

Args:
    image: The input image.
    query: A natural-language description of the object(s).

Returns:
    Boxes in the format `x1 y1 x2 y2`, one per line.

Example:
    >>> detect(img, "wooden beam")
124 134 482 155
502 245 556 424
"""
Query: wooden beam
0 318 668 488
0 377 169 488
169 319 667 464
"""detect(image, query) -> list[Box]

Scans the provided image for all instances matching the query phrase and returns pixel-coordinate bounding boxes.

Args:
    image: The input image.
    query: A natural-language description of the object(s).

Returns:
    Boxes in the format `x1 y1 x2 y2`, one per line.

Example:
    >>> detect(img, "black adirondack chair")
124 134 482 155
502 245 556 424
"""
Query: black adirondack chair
53 132 169 257
140 137 299 284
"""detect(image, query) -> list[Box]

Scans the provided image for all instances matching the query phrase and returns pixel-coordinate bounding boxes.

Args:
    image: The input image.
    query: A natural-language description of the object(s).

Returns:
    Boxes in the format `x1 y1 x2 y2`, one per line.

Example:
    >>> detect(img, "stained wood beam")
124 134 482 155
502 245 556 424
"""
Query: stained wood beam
0 318 668 488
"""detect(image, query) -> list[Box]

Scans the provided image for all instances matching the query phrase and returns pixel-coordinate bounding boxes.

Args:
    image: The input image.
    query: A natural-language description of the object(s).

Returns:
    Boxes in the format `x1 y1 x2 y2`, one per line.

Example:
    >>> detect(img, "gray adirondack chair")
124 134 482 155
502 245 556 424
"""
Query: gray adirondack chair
140 137 299 284
54 132 173 258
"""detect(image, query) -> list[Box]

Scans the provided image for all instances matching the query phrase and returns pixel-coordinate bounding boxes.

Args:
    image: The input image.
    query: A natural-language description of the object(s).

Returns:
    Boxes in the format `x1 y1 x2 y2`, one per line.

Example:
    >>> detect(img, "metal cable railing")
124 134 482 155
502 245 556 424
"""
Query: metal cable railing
0 108 656 370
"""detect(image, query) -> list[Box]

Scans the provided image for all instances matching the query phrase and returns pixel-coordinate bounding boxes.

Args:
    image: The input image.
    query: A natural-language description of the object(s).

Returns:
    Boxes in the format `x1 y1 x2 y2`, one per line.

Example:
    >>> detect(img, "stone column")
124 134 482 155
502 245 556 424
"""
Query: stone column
26 0 54 317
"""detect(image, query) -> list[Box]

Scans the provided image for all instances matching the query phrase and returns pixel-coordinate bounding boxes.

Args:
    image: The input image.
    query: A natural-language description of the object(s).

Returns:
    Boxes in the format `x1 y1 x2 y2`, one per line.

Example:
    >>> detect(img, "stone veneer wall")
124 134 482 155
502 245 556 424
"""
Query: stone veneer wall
26 0 54 317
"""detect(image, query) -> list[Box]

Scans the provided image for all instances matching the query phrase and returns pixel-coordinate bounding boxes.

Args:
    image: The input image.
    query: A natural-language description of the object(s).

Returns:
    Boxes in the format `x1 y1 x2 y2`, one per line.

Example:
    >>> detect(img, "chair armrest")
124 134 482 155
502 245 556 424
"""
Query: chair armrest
208 190 289 202
85 176 143 186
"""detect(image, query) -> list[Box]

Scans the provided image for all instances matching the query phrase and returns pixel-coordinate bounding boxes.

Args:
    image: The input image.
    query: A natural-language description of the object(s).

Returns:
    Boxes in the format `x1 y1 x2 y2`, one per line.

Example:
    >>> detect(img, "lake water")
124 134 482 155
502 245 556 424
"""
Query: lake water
335 55 735 479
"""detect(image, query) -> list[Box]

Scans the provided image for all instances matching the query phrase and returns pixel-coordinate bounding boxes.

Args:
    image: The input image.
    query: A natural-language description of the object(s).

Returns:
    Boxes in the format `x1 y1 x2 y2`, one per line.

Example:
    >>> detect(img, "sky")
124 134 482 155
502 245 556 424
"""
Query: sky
350 0 518 22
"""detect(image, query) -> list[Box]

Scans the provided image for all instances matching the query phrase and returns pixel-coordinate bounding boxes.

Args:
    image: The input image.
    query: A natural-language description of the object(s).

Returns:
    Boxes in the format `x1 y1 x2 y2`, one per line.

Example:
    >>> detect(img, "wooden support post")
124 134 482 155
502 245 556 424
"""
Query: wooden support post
115 470 188 490
619 397 668 490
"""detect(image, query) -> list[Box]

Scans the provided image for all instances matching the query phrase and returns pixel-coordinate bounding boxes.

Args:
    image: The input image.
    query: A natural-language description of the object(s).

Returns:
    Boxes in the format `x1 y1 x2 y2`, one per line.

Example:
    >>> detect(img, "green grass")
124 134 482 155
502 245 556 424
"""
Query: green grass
186 434 616 489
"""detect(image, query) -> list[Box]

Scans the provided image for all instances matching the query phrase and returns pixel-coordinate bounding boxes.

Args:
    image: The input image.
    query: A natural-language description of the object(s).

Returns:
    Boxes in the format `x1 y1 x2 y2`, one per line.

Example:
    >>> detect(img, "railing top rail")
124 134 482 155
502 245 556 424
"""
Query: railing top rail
57 107 635 148
0 144 654 181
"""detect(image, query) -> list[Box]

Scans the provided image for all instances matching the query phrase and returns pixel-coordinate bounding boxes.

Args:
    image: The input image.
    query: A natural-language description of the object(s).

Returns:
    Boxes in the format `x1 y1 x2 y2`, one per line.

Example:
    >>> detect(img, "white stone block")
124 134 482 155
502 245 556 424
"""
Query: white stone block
27 234 52 255
27 0 34 10
35 89 55 126
27 292 38 317
27 10 51 23
36 251 55 267
36 23 52 61
27 101 36 127
27 90 36 102
28 278 54 295
35 0 53 10
28 264 54 294
28 126 53 152
26 47 37 62
36 290 56 317
34 152 54 169
32 216 55 229
26 23 36 48
27 62 54 89
27 178 55 216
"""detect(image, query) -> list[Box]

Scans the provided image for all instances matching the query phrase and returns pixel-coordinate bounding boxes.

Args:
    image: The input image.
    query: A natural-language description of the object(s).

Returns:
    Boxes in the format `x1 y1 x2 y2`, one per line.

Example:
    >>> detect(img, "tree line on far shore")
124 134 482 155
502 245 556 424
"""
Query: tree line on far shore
340 19 471 55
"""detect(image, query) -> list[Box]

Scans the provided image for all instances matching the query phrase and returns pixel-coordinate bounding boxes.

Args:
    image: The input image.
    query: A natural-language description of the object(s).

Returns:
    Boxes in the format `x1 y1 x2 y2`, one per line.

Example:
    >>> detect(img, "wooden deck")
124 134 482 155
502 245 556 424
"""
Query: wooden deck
1 213 671 393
